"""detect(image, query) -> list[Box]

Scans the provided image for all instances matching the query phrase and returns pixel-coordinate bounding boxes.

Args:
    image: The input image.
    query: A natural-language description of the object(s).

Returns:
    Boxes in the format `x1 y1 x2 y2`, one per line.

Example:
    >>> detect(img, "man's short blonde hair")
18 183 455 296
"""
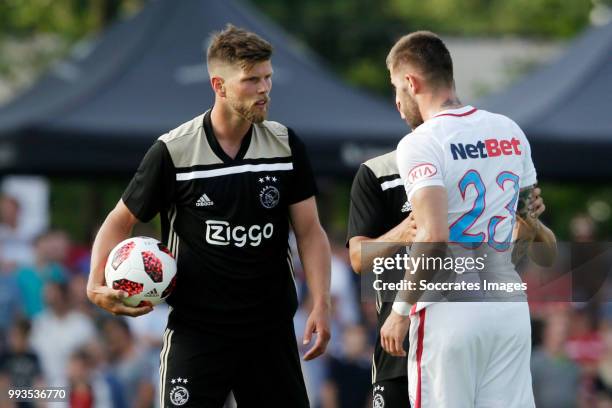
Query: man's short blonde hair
386 31 454 88
207 24 273 71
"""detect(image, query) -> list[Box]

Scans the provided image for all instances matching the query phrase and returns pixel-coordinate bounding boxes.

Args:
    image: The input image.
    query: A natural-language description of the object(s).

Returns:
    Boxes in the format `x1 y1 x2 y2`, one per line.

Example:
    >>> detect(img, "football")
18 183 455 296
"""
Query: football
104 236 177 307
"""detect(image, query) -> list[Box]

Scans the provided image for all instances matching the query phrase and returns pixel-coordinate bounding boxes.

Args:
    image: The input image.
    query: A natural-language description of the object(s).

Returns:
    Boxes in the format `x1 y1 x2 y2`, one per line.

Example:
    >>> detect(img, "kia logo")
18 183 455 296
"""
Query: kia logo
407 163 438 183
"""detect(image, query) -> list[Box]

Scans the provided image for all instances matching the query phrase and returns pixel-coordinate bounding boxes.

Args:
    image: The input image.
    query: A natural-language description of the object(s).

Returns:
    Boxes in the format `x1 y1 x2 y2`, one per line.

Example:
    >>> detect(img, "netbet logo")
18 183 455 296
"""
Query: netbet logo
451 137 521 160
205 220 274 248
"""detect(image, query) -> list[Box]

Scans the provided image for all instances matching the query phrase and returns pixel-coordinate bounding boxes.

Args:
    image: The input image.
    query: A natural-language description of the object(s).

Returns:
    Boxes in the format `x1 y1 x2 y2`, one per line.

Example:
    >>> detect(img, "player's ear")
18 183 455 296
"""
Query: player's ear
211 76 226 97
405 73 420 95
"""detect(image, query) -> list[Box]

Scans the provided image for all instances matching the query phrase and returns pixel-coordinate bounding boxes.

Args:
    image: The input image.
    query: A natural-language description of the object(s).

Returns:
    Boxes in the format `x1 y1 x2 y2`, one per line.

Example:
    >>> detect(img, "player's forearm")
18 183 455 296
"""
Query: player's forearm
350 217 414 274
296 225 331 308
88 204 136 295
397 227 448 305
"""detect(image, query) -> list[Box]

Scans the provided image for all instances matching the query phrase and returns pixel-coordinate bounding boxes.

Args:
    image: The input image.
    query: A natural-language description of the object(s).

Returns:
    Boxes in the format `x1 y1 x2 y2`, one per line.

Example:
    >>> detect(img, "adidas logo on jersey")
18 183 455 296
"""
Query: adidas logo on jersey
401 201 411 213
196 193 214 207
144 288 158 297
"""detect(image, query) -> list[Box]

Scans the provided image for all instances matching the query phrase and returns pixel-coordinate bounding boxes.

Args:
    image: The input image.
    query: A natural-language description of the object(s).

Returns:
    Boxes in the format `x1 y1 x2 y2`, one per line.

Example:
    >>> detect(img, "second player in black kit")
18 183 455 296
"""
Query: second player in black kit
347 151 411 408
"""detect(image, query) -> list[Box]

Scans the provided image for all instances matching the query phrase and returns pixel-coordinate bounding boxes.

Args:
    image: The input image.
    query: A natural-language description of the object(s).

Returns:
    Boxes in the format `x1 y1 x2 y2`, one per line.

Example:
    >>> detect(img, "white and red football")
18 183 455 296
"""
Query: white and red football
104 237 177 307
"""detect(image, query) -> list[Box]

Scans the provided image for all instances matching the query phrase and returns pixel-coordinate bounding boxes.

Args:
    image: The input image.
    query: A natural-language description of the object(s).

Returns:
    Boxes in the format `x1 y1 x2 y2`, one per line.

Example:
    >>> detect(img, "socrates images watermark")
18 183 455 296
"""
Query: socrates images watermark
360 241 612 304
371 252 527 294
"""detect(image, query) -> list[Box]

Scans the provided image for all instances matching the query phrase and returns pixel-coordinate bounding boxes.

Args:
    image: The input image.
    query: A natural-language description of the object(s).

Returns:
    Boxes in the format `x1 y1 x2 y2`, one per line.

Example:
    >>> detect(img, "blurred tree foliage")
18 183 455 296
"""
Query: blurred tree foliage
252 0 593 93
0 0 143 40
0 0 595 94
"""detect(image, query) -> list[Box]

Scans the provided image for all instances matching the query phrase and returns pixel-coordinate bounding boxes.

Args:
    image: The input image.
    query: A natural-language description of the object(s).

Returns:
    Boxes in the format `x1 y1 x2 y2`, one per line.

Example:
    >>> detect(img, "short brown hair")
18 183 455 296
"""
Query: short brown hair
386 31 454 88
207 24 272 70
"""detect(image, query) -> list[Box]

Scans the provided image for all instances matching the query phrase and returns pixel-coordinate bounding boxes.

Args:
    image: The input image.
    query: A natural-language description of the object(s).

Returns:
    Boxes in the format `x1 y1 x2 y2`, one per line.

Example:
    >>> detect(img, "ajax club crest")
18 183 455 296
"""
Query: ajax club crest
169 377 190 406
373 384 385 408
258 175 280 209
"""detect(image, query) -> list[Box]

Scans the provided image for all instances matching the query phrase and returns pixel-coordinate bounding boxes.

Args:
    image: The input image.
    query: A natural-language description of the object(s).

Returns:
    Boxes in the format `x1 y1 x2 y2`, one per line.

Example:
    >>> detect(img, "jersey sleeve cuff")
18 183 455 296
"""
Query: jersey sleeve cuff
519 174 537 188
392 302 414 316
407 179 446 202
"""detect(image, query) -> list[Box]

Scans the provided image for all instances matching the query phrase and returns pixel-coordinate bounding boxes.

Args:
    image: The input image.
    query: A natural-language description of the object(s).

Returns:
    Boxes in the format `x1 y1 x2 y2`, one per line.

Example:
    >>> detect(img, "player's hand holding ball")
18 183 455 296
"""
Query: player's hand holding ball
90 237 177 317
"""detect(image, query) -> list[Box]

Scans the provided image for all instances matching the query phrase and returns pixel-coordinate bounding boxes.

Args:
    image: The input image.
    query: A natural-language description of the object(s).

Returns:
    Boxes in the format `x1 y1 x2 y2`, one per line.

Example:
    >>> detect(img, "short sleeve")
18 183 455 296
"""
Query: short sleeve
122 140 176 222
520 134 537 188
287 129 318 204
508 120 537 188
346 165 386 244
396 131 445 203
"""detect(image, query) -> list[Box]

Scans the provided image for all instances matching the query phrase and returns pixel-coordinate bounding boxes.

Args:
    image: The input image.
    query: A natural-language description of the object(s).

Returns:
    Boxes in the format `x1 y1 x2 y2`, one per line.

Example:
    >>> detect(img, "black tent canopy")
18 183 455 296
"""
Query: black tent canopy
0 0 407 176
478 21 612 180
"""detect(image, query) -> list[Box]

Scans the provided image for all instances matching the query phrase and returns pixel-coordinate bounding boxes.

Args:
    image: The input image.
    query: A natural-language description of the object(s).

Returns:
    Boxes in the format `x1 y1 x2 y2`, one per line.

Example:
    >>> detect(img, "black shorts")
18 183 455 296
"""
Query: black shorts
159 321 309 407
372 376 410 408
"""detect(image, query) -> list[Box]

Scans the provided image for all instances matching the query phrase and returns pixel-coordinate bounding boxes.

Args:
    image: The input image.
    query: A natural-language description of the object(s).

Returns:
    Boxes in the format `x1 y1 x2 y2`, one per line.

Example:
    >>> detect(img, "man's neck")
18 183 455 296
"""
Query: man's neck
419 90 463 122
210 104 252 143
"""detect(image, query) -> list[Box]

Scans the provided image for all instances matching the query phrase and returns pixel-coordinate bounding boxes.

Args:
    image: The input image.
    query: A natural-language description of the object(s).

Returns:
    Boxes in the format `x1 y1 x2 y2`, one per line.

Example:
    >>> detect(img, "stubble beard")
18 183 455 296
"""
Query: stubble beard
229 96 270 124
404 92 423 129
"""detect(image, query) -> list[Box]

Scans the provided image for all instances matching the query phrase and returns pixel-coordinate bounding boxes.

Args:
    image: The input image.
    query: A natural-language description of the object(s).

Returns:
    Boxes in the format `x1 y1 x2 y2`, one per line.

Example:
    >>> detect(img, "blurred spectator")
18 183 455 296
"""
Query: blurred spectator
320 325 371 408
128 302 169 404
1 176 49 243
566 306 605 367
0 195 33 268
30 282 95 387
127 303 168 352
0 263 22 349
594 324 612 408
43 230 70 267
0 319 43 408
294 294 330 407
68 274 101 320
568 214 609 304
67 347 126 408
16 231 67 318
330 241 360 327
102 317 155 408
531 311 580 408
570 214 597 242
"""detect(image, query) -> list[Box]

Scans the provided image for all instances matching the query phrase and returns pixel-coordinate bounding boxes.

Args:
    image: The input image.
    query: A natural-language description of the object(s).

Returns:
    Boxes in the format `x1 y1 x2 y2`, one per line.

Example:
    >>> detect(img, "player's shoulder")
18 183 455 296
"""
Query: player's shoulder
397 124 437 155
245 120 292 160
257 120 289 139
478 108 513 122
157 112 222 168
481 110 532 150
363 150 398 178
158 114 205 145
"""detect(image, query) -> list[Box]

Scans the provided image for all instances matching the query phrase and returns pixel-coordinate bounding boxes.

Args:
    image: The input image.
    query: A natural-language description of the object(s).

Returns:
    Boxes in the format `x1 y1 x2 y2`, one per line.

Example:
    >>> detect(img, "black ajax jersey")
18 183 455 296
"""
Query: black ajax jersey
346 150 411 382
122 110 317 335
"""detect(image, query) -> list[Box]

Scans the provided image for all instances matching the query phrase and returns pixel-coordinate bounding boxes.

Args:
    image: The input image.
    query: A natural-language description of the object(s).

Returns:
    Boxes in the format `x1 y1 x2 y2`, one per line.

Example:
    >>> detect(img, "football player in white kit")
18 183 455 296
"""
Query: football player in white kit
380 31 556 408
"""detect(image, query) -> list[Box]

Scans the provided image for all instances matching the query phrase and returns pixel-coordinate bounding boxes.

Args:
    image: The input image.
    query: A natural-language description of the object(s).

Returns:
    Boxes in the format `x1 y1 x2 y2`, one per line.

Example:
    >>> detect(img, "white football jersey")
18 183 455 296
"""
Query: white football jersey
397 105 537 251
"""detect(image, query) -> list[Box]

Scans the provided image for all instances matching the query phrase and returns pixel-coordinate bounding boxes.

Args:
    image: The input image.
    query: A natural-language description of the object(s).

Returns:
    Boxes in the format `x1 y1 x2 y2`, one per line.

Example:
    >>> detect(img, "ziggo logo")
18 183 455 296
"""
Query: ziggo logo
205 220 274 247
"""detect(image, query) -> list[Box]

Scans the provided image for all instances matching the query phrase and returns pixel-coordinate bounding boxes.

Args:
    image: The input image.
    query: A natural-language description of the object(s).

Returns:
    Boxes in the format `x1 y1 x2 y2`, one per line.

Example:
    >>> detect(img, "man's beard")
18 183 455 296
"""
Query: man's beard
229 96 270 124
403 92 423 129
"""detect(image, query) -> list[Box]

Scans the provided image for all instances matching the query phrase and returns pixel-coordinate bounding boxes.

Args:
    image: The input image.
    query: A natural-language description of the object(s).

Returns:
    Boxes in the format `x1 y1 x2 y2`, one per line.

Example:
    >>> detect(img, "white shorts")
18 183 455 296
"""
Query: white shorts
407 302 535 408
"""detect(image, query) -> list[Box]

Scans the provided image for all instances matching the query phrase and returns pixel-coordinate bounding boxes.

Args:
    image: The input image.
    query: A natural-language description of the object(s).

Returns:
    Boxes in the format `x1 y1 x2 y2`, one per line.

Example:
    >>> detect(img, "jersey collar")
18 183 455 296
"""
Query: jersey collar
203 108 253 164
433 105 477 118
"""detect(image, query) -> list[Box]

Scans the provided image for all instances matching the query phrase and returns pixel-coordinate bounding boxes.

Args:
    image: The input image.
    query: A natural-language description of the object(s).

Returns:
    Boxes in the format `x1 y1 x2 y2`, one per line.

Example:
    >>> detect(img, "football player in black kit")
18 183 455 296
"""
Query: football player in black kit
87 25 331 407
347 150 417 408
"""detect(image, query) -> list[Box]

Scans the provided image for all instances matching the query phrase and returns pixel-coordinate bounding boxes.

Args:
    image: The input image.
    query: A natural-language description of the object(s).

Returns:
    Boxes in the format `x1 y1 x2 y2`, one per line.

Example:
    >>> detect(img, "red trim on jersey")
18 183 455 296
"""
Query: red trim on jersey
415 309 426 408
434 107 478 118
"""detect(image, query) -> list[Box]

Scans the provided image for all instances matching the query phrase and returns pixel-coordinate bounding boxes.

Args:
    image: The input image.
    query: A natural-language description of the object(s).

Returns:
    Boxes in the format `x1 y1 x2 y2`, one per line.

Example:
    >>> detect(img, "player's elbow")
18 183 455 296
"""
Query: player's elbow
349 247 362 275
348 238 366 274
